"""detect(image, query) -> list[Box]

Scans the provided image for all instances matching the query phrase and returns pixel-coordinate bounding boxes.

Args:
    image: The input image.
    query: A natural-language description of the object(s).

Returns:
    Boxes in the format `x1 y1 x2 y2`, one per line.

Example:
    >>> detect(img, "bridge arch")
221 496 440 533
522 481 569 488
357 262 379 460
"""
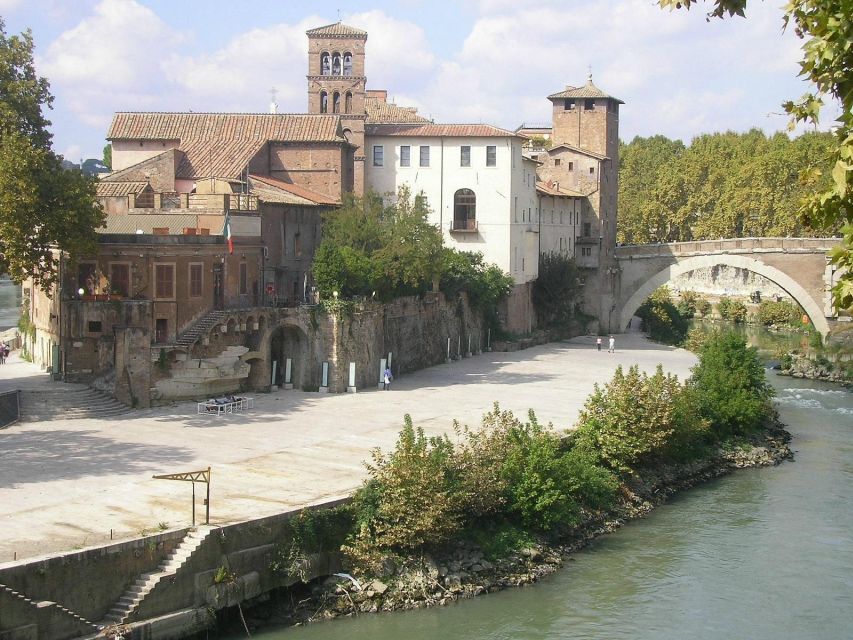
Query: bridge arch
618 253 830 337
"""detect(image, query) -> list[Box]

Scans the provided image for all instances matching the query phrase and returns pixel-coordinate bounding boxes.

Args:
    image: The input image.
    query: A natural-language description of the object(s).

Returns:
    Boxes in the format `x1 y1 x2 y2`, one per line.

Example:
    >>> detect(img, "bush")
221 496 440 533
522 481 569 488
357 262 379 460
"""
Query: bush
676 290 700 319
574 365 695 472
637 286 688 345
688 331 775 437
717 296 747 323
441 250 513 327
695 297 712 317
756 299 802 327
348 416 461 558
533 252 583 327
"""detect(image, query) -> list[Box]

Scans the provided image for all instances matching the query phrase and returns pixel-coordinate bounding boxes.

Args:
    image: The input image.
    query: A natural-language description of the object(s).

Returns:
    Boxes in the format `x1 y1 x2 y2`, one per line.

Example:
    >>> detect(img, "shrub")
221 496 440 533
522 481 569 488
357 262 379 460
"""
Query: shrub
695 297 712 317
688 331 775 437
637 286 688 345
533 252 583 327
756 299 802 327
574 365 693 472
676 290 699 319
349 416 461 557
717 296 747 323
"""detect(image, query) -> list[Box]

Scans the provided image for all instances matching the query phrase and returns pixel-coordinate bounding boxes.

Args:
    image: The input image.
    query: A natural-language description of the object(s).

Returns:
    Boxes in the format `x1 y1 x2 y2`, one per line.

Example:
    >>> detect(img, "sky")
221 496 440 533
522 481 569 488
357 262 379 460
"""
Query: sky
0 0 841 163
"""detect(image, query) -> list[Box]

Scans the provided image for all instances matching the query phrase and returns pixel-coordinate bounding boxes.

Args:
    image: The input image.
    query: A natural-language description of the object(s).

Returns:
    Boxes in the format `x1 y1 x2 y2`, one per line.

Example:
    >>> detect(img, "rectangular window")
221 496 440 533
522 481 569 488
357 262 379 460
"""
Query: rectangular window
189 263 203 297
373 145 384 167
564 99 576 110
568 161 574 171
584 99 595 110
87 321 102 333
109 263 129 296
419 145 430 167
554 158 561 167
239 262 248 295
400 145 410 167
154 264 174 299
155 318 168 344
294 232 302 258
589 166 595 174
486 145 496 167
460 145 471 167
583 222 592 237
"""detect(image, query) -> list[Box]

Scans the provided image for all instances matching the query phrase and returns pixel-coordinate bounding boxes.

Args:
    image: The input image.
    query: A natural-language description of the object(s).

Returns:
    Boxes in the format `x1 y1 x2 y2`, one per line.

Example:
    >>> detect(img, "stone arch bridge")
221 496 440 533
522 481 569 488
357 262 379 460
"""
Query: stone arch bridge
613 237 843 337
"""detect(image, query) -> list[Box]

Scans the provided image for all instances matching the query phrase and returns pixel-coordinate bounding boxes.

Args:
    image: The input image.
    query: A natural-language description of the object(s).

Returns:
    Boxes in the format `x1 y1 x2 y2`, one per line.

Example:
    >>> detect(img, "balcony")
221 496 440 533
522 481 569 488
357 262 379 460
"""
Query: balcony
450 219 478 233
129 192 258 213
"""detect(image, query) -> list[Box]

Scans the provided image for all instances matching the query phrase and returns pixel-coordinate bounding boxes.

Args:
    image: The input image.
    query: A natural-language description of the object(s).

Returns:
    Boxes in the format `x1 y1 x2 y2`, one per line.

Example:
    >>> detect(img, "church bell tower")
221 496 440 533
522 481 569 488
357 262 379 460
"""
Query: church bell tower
306 22 368 195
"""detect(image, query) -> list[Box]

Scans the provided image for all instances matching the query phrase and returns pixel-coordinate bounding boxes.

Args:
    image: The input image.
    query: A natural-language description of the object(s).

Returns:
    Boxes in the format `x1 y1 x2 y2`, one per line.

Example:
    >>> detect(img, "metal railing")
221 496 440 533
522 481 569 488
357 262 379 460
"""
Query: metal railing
450 219 478 232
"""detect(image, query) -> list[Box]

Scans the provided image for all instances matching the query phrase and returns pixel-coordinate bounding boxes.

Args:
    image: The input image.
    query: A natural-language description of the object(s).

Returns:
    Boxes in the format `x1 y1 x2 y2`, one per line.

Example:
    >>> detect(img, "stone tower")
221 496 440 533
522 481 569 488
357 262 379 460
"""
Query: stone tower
544 76 624 330
306 22 368 195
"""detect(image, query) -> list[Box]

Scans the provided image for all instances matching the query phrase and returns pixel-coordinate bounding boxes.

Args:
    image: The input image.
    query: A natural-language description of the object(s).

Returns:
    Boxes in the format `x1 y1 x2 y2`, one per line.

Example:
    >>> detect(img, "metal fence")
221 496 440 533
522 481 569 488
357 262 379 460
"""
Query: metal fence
0 389 20 428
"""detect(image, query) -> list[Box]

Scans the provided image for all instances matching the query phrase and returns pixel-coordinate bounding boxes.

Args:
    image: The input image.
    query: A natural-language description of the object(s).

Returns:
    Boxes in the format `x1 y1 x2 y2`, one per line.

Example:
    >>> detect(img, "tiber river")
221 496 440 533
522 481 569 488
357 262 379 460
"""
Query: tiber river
247 326 853 640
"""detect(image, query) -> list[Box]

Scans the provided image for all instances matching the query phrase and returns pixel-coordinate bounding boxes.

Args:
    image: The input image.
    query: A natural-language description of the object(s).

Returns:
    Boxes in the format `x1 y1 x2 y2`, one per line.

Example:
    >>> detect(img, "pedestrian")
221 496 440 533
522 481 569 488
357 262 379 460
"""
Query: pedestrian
383 367 392 390
608 335 615 353
596 336 602 351
0 342 6 364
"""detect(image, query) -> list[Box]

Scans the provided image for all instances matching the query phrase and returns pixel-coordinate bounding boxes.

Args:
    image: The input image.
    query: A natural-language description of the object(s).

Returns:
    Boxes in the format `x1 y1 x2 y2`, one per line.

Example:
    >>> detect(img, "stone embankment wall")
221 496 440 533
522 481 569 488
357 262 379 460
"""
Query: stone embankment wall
0 501 349 640
670 265 791 301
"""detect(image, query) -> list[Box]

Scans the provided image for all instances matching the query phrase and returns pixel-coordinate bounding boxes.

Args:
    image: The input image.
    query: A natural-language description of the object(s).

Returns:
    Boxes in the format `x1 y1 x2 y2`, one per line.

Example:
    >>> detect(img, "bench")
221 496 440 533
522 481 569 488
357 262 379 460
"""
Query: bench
197 397 254 415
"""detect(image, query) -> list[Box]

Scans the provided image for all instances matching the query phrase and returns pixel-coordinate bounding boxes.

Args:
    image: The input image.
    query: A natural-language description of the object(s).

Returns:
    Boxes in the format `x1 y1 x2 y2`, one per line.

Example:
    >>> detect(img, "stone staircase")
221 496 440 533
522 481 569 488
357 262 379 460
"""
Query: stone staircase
100 526 214 626
175 310 228 348
0 582 102 634
19 385 133 422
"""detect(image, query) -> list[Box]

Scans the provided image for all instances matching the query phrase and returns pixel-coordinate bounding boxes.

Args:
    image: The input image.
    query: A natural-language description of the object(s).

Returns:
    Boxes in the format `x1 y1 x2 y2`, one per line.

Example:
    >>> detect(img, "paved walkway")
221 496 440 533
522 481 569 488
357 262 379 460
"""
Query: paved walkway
0 334 697 564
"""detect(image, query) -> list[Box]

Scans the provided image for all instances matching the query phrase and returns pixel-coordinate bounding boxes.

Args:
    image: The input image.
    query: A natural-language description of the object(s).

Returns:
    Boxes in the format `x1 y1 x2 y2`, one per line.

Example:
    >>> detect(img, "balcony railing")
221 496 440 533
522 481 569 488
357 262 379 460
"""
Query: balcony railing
450 219 478 233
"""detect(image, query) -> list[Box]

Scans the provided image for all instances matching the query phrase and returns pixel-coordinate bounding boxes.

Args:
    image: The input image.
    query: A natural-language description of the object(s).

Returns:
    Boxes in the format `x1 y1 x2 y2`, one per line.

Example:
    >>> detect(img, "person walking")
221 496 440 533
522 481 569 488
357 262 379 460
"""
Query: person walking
596 336 602 352
608 335 615 353
383 367 392 390
0 342 6 364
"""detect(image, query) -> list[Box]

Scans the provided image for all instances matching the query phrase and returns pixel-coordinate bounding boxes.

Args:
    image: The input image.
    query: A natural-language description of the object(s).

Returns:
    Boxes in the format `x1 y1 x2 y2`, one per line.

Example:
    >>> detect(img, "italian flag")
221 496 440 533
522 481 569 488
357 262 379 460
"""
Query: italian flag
223 213 234 254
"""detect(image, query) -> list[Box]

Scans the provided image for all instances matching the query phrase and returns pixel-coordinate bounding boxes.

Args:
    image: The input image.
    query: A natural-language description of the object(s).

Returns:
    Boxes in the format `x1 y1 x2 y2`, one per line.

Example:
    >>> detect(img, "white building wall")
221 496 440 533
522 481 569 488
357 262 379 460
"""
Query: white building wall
365 135 538 284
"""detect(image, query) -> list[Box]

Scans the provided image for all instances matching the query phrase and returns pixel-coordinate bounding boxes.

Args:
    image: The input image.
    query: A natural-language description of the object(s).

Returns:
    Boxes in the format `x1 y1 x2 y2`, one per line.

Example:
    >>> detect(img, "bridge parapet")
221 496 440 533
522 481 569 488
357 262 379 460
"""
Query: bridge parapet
615 237 840 260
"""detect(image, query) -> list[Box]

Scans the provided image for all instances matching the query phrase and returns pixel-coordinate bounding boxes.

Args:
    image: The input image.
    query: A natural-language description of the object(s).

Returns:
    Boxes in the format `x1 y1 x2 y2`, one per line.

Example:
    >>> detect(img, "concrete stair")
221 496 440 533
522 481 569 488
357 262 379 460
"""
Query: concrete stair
19 386 133 422
100 526 214 626
175 310 228 348
0 582 101 633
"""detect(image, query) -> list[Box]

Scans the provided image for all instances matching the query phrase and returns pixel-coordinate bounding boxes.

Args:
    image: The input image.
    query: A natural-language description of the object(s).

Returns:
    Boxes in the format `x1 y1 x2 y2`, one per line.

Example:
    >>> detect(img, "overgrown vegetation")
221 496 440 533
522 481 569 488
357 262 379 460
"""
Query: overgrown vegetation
756 299 802 328
275 332 777 579
636 286 688 345
532 252 583 328
716 296 748 323
312 188 513 325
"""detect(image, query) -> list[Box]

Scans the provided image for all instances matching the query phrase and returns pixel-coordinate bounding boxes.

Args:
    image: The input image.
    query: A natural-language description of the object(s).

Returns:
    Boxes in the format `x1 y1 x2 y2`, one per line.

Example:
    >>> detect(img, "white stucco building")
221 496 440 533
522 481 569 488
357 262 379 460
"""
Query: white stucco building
364 123 542 285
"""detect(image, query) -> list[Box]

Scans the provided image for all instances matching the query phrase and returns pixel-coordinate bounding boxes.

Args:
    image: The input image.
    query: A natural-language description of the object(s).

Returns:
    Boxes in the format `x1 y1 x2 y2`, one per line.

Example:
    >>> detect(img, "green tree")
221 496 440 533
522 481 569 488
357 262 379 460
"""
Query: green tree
688 330 775 437
532 251 583 326
102 144 111 170
659 0 853 311
637 286 689 344
0 20 104 288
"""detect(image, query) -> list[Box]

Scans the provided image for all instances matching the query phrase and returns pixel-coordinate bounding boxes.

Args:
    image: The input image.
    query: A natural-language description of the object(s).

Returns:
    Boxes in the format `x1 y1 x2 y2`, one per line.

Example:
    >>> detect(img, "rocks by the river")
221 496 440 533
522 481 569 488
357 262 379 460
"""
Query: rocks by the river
242 426 794 631
780 353 850 385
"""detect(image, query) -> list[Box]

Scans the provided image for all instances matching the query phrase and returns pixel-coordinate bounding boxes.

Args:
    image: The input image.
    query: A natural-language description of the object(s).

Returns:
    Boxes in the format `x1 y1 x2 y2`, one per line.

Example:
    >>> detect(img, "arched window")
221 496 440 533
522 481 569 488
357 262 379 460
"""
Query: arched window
344 91 353 113
332 92 341 113
453 189 476 231
332 52 342 75
320 91 328 113
343 52 353 76
321 52 331 76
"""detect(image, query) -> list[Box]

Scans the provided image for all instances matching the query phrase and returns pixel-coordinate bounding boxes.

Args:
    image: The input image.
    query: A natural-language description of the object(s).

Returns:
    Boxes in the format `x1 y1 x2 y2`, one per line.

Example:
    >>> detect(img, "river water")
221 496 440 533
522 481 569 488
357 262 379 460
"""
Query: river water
249 327 853 640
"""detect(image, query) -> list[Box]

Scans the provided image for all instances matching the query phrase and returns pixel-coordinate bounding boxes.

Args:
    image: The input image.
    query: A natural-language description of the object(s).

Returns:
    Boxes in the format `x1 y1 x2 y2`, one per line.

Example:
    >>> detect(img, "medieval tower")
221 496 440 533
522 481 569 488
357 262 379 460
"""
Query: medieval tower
306 22 368 195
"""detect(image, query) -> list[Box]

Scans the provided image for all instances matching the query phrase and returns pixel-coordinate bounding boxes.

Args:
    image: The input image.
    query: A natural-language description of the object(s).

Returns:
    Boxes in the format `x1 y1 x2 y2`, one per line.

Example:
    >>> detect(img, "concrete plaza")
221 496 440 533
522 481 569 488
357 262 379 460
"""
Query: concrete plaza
0 334 697 563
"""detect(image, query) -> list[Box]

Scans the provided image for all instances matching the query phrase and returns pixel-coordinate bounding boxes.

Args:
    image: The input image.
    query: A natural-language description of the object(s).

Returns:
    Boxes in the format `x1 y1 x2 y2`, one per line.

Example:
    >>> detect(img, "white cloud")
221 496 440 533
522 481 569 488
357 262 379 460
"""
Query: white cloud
0 0 24 12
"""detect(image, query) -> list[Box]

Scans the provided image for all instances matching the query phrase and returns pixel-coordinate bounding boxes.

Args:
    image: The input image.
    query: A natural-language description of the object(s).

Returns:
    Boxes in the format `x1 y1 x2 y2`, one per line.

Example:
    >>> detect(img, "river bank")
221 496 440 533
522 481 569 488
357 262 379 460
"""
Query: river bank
233 422 792 634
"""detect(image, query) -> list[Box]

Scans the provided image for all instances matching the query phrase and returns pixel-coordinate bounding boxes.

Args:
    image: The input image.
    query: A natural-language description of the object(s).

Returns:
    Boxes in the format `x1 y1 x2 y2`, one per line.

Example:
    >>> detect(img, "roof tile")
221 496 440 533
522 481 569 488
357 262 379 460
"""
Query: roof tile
366 123 524 138
547 78 624 104
306 22 368 38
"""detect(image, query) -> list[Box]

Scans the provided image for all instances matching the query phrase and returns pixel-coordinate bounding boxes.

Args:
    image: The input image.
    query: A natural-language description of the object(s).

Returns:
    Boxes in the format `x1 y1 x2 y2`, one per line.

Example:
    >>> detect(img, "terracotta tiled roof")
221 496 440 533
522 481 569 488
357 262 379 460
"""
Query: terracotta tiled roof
96 181 149 197
547 143 608 161
536 182 585 198
306 22 367 38
547 77 624 104
365 97 430 124
175 139 265 180
366 123 524 138
249 174 339 206
107 113 346 143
